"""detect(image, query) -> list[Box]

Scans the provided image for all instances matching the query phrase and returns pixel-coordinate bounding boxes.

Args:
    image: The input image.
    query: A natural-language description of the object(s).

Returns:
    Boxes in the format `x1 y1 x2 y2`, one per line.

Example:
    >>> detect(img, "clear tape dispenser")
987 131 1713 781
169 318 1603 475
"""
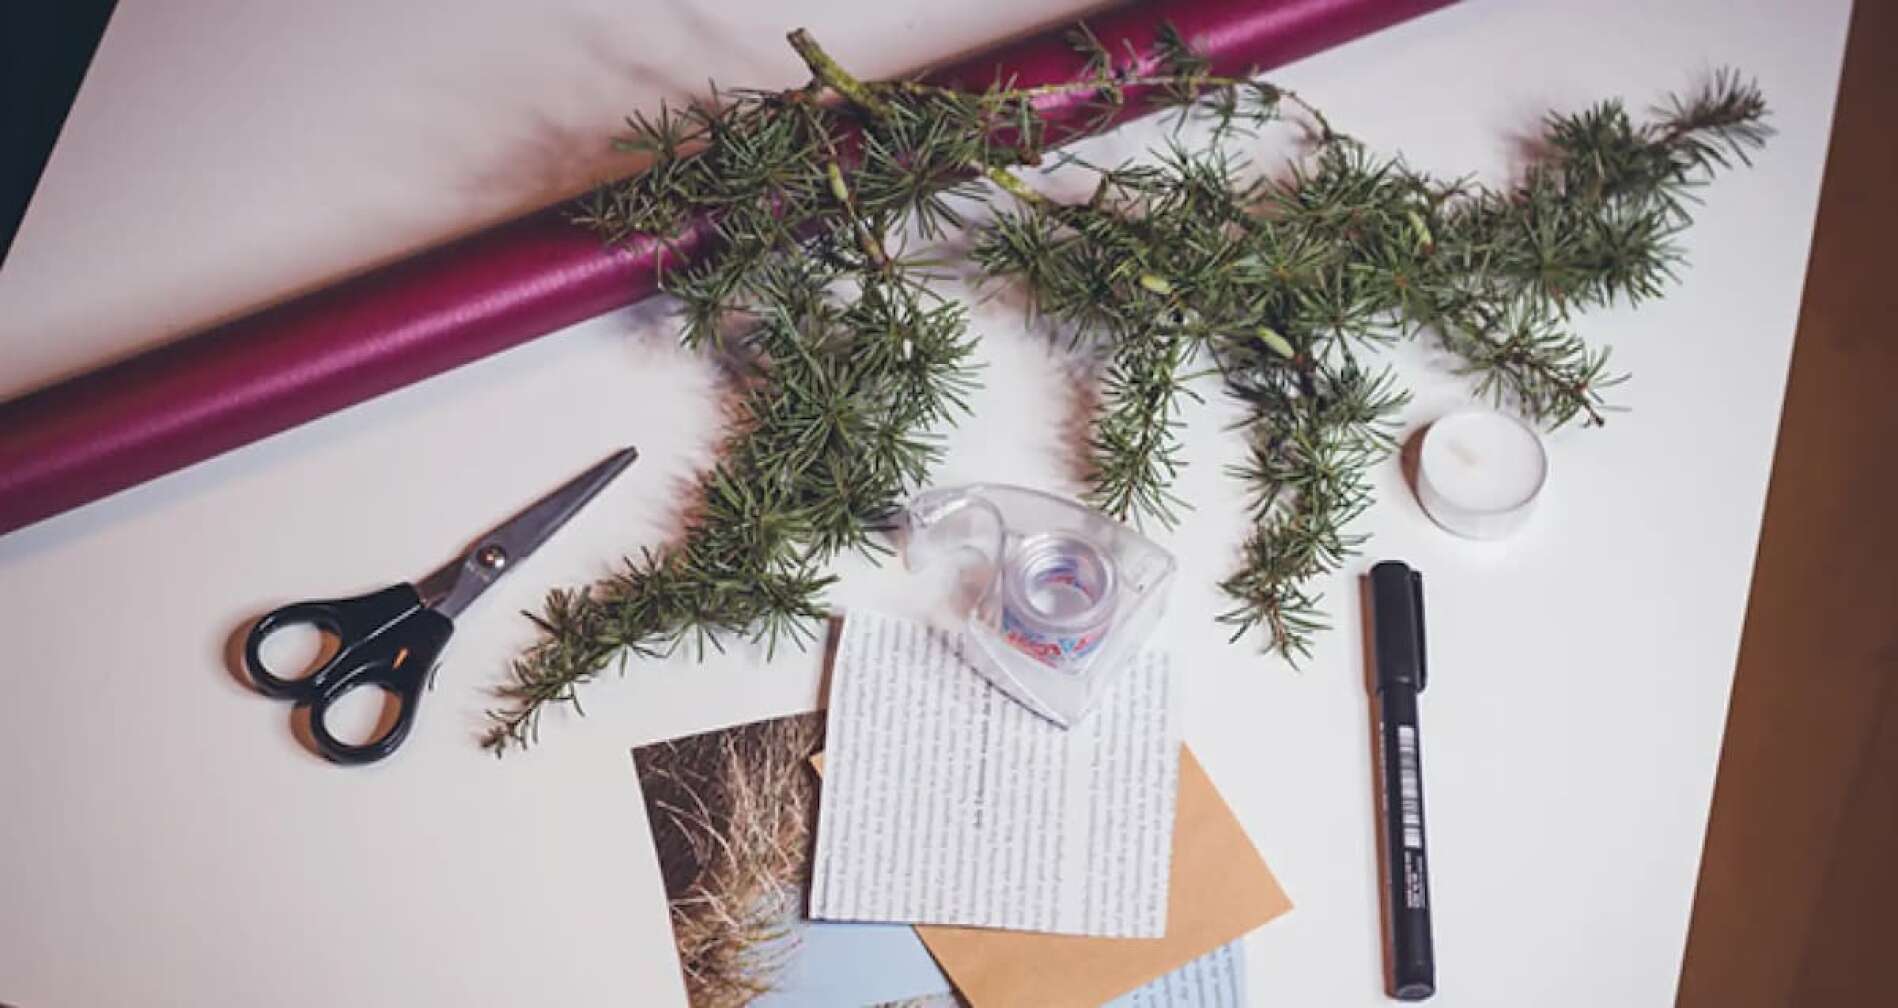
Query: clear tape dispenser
902 483 1177 727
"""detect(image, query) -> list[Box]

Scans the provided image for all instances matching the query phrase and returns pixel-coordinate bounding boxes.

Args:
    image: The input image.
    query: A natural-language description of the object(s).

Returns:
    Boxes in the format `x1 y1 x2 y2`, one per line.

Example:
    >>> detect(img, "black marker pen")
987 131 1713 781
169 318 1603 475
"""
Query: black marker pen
1368 560 1436 1001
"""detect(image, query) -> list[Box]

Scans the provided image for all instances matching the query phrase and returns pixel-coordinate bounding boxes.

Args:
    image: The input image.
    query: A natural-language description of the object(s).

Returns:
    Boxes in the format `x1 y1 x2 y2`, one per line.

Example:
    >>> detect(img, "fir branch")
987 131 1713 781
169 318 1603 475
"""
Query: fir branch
490 27 1291 748
497 22 1770 740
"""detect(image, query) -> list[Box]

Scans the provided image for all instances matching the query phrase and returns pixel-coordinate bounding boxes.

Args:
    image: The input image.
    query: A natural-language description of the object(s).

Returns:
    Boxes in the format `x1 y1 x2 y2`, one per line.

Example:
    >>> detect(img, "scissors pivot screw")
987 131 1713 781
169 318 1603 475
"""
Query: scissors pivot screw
477 544 510 571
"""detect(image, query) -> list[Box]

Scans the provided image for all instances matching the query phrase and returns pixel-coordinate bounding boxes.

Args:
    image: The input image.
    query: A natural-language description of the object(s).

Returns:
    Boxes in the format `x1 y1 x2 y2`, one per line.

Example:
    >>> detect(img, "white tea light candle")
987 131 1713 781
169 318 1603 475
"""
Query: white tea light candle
1416 409 1549 540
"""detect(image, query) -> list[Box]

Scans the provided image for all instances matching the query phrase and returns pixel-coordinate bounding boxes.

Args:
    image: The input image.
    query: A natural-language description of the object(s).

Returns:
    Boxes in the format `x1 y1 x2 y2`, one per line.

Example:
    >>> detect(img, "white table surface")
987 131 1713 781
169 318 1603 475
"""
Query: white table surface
0 1 1851 1005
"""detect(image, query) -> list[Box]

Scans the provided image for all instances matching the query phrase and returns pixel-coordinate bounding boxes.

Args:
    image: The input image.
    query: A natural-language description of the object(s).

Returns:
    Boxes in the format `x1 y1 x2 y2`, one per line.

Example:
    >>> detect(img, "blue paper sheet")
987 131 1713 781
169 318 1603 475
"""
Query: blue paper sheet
750 910 953 1007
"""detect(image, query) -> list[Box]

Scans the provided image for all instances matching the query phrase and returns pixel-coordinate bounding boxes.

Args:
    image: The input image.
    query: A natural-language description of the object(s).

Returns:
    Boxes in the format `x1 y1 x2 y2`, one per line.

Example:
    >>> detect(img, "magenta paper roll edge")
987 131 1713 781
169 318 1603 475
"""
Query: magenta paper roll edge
931 0 1455 137
0 0 1455 537
0 211 712 536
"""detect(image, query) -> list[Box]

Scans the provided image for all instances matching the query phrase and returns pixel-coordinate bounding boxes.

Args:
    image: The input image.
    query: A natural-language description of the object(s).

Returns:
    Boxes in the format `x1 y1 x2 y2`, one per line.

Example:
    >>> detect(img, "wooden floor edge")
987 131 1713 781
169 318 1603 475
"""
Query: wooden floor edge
1677 1 1898 1005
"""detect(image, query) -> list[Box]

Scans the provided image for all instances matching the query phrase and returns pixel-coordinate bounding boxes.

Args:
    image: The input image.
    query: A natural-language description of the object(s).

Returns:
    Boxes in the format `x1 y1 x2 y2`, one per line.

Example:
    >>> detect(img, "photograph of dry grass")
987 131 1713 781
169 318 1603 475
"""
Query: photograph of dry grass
635 712 828 1007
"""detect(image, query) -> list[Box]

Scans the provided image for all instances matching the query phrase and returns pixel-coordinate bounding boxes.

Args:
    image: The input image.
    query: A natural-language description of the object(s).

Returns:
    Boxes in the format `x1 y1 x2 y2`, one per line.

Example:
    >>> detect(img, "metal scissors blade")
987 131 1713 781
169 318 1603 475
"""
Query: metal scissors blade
417 446 638 618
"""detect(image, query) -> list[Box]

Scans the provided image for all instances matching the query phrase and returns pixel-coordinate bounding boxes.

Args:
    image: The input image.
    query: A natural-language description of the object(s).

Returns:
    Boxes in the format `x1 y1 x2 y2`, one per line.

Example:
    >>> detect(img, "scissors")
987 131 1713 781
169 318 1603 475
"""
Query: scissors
243 447 638 764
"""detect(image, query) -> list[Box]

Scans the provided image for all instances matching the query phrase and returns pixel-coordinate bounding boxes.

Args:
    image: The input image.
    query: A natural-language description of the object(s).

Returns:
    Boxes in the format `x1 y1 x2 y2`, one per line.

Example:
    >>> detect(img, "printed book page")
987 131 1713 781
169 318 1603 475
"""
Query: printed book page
809 609 1178 938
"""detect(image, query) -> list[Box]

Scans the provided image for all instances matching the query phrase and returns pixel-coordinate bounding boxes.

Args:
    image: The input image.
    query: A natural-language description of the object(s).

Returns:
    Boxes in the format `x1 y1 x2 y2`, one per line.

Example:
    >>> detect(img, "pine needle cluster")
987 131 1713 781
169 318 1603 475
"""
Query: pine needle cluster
485 26 1769 749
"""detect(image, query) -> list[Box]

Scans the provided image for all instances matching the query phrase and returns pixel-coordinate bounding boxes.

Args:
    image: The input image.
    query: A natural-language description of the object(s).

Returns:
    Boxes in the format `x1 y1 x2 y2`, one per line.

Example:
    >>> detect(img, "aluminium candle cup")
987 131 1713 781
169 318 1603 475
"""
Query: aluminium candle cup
1415 408 1549 540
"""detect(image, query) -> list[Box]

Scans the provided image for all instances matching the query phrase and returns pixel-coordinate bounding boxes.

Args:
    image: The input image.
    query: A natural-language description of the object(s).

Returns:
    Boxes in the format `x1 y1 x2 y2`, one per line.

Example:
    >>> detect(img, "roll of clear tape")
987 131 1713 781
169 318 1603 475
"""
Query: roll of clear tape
999 533 1118 669
901 483 1176 726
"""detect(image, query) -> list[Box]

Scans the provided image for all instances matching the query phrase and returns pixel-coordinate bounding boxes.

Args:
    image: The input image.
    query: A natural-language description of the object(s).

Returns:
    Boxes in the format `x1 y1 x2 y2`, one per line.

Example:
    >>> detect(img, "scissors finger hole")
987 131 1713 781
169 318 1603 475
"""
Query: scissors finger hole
254 621 342 684
317 681 405 749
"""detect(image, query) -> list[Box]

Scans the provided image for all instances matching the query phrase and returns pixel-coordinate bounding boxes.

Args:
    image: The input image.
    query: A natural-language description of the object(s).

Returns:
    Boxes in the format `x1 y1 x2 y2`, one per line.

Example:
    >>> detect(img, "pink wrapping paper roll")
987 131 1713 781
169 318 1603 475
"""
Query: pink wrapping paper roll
0 0 1455 536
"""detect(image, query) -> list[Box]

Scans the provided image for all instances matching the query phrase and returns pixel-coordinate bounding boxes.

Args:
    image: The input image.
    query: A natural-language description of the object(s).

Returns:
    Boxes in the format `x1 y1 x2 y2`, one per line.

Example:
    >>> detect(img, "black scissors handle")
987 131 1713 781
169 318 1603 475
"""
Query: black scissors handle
244 584 454 764
246 584 418 699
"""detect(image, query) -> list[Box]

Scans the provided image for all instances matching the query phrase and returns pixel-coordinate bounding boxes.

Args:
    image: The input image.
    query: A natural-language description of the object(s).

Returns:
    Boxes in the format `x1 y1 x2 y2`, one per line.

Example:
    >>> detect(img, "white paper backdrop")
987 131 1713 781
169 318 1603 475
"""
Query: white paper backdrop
0 1 1850 1004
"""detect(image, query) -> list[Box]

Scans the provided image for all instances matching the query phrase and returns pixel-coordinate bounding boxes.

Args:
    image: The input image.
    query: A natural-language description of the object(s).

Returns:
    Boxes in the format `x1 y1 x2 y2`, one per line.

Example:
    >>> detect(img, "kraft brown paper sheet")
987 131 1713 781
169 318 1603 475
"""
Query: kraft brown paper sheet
815 746 1293 1007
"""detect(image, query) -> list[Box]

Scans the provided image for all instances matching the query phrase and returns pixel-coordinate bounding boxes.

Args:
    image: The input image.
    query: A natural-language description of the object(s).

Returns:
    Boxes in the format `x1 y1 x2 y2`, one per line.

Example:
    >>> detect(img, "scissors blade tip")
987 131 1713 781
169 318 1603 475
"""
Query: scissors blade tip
508 447 639 547
577 446 640 499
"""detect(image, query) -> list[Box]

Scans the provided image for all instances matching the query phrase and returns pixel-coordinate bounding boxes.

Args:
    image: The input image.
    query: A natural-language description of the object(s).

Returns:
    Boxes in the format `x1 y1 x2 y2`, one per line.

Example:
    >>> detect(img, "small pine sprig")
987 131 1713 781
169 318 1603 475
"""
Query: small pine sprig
485 259 976 751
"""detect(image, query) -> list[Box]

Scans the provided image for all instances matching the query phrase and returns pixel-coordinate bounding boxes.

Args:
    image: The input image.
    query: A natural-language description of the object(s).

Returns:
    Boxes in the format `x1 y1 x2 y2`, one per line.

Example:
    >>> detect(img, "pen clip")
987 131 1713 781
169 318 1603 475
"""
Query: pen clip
1410 568 1427 693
